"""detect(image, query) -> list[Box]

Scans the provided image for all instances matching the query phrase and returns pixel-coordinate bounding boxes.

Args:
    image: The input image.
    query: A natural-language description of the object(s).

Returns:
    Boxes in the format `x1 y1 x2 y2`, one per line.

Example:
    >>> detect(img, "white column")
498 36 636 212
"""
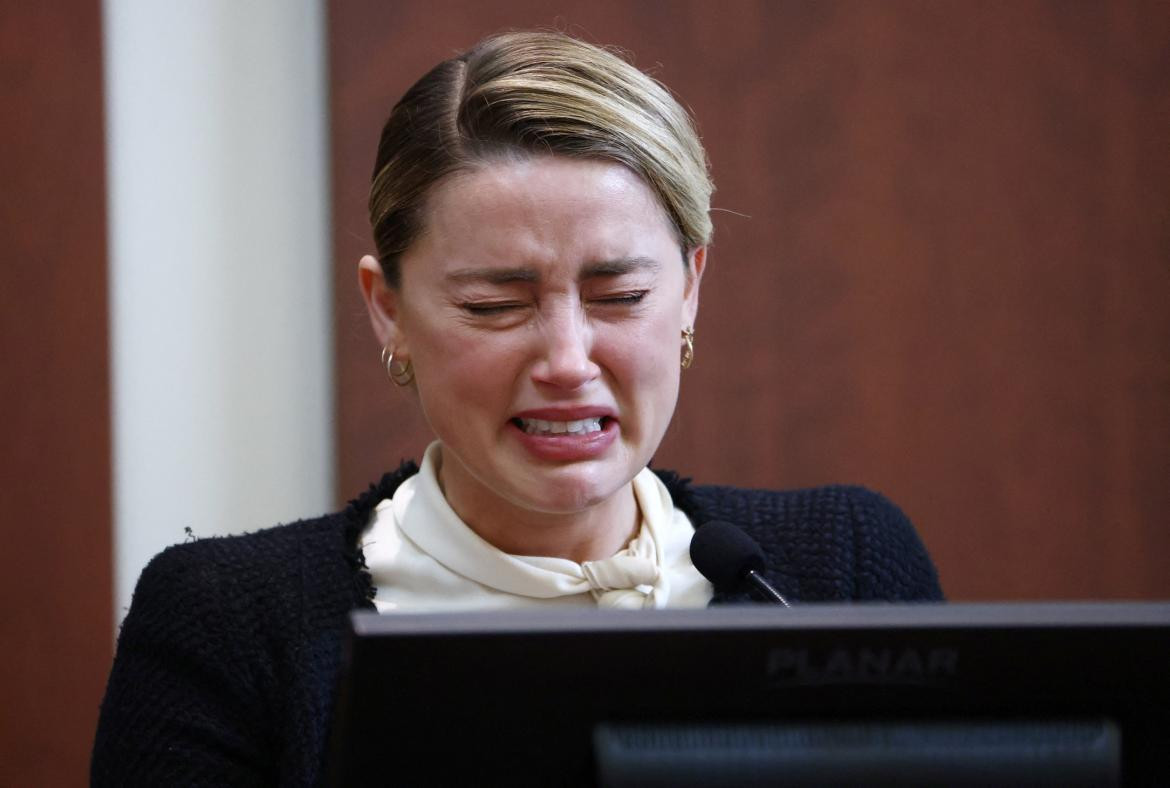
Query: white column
103 0 334 619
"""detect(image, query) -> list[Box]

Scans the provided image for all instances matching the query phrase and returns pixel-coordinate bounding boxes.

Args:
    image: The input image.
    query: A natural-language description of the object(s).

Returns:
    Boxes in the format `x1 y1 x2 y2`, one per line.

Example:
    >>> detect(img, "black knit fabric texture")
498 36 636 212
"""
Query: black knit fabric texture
91 465 942 786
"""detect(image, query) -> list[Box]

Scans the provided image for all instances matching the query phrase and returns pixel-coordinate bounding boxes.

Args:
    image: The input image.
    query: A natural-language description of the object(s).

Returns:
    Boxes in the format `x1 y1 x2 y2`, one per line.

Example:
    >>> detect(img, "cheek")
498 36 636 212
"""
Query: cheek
601 317 681 405
411 325 525 427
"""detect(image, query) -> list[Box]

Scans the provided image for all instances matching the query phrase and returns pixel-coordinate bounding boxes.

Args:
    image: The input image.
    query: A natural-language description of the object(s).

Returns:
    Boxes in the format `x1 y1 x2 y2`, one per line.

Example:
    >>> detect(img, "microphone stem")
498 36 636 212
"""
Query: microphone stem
745 569 791 607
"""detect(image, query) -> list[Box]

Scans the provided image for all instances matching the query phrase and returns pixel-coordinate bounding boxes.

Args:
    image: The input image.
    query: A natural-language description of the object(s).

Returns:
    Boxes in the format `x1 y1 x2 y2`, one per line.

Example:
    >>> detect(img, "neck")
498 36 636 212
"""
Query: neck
437 453 640 563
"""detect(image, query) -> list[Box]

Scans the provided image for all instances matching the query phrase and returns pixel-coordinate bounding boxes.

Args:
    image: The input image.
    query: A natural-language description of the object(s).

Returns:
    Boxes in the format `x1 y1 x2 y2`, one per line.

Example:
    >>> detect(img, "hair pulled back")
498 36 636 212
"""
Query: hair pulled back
368 31 713 287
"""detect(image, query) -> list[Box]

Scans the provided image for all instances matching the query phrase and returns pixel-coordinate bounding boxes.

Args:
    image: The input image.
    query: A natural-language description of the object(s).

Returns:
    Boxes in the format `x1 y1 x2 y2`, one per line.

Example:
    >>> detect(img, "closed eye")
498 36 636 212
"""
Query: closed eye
594 290 648 305
462 302 524 316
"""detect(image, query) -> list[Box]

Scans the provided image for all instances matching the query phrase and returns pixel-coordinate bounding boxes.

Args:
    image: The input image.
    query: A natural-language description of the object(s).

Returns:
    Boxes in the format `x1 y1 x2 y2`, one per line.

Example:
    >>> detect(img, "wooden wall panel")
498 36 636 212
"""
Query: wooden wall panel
0 2 113 785
329 1 1170 600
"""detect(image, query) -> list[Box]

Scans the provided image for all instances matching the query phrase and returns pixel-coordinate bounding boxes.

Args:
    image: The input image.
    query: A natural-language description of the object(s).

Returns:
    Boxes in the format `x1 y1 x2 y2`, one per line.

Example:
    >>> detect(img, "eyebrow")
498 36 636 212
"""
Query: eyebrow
445 256 662 285
581 256 662 278
446 267 540 285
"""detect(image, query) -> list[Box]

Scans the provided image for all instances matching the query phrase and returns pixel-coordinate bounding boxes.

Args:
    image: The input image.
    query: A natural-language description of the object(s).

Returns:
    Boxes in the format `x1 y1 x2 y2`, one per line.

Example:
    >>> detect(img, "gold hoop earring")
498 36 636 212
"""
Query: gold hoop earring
380 346 414 386
681 327 695 369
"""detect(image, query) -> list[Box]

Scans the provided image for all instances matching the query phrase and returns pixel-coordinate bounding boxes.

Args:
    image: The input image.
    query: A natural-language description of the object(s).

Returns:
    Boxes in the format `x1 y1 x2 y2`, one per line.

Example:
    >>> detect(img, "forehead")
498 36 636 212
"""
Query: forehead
402 156 681 281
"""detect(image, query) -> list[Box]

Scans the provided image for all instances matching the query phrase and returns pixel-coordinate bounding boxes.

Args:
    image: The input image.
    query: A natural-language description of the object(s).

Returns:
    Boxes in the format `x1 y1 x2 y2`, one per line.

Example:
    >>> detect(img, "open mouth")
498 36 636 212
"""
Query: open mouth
511 416 610 436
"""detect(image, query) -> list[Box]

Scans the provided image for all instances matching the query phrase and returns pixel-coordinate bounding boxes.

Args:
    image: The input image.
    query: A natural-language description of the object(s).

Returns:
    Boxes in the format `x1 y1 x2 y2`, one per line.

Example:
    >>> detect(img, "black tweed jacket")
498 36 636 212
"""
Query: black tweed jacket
92 464 942 786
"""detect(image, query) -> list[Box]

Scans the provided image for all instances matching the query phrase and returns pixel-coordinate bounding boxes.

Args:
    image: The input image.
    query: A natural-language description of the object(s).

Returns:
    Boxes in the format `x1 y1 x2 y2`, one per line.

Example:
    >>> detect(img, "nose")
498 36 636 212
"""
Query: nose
530 306 600 391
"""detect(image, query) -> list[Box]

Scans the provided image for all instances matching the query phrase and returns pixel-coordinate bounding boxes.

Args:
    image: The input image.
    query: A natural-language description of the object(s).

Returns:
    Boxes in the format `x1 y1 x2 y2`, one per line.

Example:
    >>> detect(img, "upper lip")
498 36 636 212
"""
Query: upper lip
512 406 616 422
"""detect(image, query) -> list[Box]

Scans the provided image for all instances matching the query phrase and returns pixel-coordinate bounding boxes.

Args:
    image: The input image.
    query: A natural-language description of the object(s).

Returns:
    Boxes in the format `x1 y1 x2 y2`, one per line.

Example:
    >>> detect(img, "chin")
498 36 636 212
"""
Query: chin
509 463 630 515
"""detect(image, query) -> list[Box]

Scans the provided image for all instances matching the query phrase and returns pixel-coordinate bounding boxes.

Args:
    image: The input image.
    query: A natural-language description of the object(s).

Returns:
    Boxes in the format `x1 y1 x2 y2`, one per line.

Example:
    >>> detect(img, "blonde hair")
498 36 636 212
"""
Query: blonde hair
368 31 713 286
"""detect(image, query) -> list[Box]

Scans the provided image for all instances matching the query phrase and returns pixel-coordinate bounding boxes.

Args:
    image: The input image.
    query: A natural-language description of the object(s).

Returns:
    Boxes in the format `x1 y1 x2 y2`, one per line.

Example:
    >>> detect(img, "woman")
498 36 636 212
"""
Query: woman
93 31 942 786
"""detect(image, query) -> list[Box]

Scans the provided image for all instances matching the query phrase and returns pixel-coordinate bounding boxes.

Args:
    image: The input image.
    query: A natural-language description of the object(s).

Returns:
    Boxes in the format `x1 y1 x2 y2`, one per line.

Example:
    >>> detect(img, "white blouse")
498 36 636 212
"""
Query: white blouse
361 442 712 611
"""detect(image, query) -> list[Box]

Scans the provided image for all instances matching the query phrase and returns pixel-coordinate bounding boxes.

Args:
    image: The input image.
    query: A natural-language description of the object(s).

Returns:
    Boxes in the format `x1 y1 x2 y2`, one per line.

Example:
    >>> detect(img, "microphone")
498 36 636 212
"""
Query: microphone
690 521 791 607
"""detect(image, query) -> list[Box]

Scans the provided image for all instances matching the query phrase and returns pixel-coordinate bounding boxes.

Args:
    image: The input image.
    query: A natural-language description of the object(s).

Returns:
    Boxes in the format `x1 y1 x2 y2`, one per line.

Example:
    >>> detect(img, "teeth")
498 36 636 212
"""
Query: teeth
520 417 603 435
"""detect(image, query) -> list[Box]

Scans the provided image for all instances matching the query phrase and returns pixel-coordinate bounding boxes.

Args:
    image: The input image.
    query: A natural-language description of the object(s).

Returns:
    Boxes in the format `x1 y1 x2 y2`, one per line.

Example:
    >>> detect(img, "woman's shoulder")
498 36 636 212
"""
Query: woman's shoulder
132 459 422 602
113 509 365 693
95 465 421 785
661 474 908 531
654 470 944 602
133 509 351 603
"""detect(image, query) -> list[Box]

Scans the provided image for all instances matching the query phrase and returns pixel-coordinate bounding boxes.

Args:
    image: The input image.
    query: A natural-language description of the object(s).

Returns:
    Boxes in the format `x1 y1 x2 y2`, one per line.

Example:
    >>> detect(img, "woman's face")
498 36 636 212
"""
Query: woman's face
361 156 704 522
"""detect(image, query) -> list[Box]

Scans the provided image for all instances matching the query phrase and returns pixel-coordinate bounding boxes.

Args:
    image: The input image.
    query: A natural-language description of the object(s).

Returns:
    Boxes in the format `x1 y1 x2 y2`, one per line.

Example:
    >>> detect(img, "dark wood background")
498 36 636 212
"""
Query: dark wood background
330 0 1170 601
1 2 113 784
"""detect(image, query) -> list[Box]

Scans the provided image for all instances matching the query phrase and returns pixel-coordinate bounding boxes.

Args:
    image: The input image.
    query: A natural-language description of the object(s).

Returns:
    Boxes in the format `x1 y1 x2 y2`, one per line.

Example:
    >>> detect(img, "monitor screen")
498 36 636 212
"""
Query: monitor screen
328 603 1170 786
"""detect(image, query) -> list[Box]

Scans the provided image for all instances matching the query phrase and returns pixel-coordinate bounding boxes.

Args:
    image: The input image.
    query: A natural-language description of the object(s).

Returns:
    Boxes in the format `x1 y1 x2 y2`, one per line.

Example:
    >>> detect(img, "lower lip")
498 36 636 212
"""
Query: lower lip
509 419 618 462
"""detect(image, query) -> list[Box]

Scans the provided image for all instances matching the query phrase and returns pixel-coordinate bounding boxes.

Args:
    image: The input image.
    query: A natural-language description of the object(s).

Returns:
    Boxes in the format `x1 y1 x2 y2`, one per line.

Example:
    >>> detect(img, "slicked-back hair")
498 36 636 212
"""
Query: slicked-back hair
368 31 714 287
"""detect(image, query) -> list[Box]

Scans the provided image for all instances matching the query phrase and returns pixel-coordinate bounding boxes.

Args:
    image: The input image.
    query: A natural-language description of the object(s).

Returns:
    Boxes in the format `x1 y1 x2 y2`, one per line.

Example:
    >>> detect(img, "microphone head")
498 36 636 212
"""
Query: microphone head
689 521 766 587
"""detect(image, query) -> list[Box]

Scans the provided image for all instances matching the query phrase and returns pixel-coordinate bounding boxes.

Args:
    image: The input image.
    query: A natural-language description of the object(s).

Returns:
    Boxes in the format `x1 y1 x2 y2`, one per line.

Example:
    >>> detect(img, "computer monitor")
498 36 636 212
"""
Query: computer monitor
328 602 1170 786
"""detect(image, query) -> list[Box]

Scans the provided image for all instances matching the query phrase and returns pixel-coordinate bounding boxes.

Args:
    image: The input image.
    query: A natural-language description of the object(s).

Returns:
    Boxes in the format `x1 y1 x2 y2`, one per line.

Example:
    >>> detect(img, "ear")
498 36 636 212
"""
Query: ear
358 254 409 356
682 246 707 328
